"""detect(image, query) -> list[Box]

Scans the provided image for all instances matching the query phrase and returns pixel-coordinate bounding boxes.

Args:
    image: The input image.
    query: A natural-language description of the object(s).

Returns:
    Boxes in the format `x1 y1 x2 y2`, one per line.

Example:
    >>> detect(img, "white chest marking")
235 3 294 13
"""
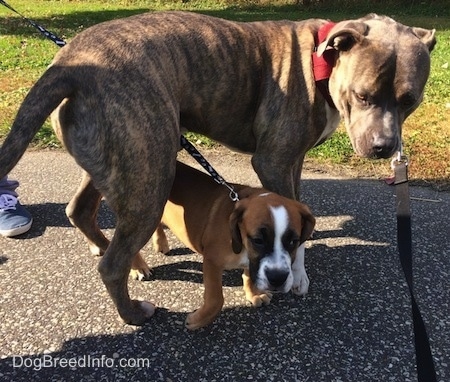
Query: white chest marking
314 103 341 146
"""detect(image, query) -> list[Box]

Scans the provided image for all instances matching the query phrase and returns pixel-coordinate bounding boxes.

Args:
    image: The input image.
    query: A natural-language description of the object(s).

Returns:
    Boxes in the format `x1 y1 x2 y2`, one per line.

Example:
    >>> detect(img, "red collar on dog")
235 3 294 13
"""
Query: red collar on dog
312 22 337 109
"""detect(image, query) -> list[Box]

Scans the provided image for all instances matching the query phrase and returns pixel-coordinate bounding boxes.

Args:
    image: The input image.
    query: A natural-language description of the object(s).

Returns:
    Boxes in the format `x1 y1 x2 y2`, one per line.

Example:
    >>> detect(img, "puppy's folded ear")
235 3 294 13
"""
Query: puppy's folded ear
298 204 316 244
229 202 246 254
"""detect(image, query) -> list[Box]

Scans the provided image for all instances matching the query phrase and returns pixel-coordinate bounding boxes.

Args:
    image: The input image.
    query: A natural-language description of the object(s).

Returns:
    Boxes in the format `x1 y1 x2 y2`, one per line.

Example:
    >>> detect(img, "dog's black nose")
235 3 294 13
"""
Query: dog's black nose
372 137 398 159
266 269 289 288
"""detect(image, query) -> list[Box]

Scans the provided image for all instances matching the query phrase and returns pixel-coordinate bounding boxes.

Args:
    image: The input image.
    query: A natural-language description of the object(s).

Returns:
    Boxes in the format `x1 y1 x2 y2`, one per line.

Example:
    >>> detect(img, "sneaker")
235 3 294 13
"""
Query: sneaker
0 194 33 237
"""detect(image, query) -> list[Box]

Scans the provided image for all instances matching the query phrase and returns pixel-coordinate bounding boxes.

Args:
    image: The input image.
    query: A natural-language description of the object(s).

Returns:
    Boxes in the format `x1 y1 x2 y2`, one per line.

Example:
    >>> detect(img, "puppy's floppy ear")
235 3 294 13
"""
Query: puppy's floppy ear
298 204 316 244
317 21 368 57
229 202 246 254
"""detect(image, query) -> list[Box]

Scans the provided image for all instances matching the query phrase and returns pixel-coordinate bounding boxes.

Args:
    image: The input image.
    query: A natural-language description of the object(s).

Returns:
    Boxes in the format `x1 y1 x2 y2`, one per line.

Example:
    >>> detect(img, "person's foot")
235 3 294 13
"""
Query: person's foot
0 194 33 237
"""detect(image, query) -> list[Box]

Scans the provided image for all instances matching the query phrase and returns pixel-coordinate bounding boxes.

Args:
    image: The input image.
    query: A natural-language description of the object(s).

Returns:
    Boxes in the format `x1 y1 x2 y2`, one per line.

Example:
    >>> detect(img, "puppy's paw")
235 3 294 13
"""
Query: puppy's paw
185 307 221 331
130 253 152 281
88 242 104 256
129 267 152 281
248 292 273 307
291 271 309 296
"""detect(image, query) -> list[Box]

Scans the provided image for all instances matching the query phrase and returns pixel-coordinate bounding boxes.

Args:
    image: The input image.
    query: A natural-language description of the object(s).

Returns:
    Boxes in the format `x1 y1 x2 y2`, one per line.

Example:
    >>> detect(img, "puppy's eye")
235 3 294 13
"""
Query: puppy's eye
289 239 300 247
286 238 300 251
283 232 300 252
250 237 265 248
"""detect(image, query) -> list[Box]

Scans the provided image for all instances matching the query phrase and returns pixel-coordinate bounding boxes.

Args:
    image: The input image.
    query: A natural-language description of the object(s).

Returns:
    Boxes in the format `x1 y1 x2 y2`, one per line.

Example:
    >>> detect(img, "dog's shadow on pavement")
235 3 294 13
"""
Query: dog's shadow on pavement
0 301 313 381
22 200 116 238
148 260 243 287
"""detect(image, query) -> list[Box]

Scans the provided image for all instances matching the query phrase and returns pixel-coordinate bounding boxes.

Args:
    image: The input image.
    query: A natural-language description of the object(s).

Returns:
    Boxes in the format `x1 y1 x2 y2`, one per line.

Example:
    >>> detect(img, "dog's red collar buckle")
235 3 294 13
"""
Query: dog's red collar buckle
312 22 337 109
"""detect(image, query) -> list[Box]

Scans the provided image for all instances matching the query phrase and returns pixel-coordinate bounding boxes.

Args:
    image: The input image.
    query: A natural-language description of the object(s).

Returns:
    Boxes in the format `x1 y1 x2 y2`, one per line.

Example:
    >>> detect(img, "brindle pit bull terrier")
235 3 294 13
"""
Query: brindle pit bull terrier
0 12 435 325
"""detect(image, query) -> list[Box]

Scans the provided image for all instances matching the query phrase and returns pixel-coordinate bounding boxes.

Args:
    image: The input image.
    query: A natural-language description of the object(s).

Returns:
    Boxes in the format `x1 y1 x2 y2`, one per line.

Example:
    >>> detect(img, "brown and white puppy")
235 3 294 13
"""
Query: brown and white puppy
149 161 315 330
0 12 434 324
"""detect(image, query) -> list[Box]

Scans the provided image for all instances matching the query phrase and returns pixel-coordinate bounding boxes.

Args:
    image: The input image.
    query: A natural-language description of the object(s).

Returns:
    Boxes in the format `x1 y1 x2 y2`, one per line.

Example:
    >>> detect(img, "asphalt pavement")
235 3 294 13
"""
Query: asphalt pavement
0 149 449 382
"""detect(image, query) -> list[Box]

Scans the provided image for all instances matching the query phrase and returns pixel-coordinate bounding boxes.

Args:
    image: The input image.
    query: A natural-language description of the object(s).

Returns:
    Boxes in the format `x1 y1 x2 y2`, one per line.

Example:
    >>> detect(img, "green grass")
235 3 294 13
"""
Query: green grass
1 1 449 187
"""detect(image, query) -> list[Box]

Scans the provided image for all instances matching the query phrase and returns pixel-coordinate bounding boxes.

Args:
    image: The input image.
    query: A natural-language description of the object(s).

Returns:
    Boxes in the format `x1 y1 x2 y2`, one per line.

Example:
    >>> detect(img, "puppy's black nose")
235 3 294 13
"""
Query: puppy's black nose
266 269 289 288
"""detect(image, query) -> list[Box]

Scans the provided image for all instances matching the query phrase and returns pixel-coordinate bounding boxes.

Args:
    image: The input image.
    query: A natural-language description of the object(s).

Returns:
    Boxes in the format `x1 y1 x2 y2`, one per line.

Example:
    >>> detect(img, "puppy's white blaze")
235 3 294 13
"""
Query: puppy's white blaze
258 192 272 198
270 205 288 255
255 205 293 292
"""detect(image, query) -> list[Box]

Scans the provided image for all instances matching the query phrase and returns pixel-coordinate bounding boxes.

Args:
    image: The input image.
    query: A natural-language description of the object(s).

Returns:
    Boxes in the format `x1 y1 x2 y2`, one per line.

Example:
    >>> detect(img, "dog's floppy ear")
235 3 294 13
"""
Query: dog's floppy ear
317 21 368 57
229 201 246 254
298 204 316 244
412 27 436 52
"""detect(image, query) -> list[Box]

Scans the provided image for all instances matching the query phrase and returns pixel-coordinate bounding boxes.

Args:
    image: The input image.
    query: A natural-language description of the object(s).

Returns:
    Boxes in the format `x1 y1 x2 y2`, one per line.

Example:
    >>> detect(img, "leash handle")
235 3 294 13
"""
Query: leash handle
1 0 66 47
180 135 239 202
393 155 437 382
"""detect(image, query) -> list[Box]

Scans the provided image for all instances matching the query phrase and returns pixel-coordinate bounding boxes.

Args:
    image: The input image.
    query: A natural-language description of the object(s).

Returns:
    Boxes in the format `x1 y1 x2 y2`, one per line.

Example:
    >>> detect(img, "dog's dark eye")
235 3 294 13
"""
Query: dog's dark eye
286 238 300 251
355 92 369 106
283 231 301 252
250 236 265 248
399 93 417 111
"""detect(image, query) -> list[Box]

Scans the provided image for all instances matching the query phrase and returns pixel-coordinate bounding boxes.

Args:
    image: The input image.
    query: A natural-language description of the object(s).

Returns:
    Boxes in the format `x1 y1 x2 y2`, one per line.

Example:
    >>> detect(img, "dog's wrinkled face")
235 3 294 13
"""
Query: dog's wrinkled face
230 191 315 293
319 15 436 159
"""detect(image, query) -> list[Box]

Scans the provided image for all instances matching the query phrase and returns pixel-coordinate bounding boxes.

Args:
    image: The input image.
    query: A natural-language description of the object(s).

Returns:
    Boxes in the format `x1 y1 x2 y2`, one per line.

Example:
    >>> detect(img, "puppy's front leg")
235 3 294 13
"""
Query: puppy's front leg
185 258 224 330
242 269 272 307
291 243 309 295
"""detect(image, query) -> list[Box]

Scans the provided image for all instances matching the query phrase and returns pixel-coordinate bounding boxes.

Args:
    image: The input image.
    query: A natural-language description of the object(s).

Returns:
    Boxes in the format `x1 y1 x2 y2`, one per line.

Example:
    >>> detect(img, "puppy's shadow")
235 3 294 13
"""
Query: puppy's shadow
150 260 243 287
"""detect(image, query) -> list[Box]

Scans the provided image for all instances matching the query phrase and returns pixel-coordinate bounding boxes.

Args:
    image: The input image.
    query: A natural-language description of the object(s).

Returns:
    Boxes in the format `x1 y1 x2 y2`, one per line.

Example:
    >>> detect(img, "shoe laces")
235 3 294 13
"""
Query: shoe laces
0 194 18 211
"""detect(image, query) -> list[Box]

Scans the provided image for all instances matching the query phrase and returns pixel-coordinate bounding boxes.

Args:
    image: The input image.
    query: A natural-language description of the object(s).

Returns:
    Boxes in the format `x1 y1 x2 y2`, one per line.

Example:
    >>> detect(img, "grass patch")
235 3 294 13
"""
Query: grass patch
1 1 449 188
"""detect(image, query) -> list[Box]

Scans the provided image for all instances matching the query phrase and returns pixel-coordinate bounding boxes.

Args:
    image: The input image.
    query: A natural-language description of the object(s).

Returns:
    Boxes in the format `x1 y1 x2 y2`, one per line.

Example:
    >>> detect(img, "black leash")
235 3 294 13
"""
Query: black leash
180 135 239 201
0 0 66 47
392 154 437 382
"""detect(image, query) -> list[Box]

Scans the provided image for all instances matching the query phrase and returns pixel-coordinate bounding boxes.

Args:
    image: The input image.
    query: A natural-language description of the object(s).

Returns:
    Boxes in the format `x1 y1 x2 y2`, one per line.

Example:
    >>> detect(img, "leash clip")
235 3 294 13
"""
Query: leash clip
227 186 240 202
391 151 409 169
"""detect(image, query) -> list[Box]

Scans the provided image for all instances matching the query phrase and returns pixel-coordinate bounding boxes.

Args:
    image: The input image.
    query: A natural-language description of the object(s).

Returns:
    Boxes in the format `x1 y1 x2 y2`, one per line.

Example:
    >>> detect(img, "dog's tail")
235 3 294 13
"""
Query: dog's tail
0 65 73 179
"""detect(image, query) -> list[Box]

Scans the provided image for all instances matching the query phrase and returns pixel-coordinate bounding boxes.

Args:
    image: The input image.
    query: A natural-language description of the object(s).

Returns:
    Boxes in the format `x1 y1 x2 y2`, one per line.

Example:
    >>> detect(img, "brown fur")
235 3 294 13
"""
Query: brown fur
151 162 315 329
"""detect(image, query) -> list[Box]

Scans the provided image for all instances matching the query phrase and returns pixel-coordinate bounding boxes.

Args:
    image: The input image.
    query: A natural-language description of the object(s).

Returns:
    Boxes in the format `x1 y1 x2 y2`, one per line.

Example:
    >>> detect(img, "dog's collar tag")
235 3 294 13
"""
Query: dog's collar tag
313 22 337 109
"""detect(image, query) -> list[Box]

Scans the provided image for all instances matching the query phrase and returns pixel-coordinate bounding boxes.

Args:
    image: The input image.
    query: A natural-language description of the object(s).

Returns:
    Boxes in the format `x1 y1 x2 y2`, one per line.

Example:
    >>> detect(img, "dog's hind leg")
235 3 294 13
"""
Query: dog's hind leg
66 171 108 256
151 224 170 255
67 171 151 280
96 157 176 325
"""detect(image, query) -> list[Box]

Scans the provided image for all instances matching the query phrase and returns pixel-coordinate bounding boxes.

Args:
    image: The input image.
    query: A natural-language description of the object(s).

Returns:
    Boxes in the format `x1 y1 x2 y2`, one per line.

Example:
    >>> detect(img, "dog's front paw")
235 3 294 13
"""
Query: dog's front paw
291 270 309 296
247 292 273 307
130 253 152 281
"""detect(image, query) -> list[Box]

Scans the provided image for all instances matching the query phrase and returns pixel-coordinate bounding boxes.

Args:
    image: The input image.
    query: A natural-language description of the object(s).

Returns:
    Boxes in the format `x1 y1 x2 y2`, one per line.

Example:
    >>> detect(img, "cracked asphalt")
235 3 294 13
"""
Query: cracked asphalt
0 149 449 381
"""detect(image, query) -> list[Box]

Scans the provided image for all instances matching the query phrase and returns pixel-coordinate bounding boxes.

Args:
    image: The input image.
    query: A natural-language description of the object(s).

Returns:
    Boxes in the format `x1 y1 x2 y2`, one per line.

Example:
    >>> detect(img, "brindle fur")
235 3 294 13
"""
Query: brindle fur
0 12 435 324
